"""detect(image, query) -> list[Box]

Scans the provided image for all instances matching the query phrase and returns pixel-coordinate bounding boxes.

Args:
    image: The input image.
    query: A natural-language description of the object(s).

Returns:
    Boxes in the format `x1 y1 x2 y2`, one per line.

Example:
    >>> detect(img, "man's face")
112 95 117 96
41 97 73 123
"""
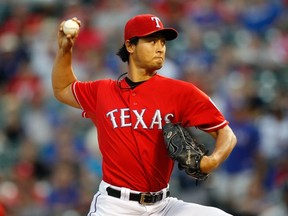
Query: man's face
130 34 166 72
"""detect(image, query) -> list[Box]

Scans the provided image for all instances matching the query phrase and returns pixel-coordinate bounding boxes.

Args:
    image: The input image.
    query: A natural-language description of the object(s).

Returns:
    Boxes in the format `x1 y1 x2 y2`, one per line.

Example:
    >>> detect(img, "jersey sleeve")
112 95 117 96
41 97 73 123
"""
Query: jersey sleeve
180 84 228 132
72 80 100 118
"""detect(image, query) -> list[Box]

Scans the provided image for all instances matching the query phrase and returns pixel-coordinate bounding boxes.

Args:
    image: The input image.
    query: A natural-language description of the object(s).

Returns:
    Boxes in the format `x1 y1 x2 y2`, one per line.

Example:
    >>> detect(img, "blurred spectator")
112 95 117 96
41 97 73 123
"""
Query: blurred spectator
0 203 5 216
238 0 283 34
40 124 87 166
6 60 43 104
0 32 30 85
0 94 23 177
267 17 288 64
260 180 288 216
11 138 48 216
0 138 49 216
46 161 80 215
22 96 53 147
257 105 288 161
187 0 223 29
150 0 189 28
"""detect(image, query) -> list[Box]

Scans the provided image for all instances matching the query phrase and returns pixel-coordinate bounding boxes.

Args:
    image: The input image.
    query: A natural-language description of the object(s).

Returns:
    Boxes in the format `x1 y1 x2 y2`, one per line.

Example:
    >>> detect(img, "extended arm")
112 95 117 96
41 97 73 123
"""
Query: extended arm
200 125 237 173
51 18 81 108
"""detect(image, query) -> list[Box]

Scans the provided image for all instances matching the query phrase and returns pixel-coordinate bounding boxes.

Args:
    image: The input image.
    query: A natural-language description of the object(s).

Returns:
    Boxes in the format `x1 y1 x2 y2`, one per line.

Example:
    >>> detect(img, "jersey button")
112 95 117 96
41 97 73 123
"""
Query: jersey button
132 93 136 96
133 102 137 106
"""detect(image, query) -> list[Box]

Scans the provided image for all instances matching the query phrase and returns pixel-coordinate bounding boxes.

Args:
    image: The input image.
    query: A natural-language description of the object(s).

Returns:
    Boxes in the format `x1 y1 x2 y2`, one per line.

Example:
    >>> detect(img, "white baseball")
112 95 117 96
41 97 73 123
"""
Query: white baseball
63 19 79 36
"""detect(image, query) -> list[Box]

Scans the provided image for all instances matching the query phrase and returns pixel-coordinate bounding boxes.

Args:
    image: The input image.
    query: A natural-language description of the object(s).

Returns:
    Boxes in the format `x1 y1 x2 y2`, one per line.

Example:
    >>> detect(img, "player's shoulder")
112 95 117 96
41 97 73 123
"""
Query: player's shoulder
74 78 117 94
76 78 115 86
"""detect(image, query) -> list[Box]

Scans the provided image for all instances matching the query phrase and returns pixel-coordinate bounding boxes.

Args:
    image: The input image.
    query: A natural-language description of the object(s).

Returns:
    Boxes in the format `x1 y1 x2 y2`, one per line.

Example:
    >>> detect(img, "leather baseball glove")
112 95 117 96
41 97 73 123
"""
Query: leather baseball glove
163 122 209 181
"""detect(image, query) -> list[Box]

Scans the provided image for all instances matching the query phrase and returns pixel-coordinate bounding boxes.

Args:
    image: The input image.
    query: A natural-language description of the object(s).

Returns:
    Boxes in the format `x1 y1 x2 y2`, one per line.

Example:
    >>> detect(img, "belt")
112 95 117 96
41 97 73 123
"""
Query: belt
106 186 170 205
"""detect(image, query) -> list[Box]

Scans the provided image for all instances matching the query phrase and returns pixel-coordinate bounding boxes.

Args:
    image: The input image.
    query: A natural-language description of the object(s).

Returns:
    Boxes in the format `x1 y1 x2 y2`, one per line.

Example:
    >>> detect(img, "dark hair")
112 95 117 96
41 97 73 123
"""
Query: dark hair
116 37 139 63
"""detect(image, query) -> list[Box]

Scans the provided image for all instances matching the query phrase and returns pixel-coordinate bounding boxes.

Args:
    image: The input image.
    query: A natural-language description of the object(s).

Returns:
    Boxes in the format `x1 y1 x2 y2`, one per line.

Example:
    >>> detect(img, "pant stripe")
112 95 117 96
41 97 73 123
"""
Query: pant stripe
88 193 101 216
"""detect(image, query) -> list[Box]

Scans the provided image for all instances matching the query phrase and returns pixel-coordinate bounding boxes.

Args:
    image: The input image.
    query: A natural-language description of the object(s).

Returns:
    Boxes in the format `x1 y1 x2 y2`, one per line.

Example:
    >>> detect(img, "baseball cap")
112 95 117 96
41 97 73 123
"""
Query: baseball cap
124 14 178 41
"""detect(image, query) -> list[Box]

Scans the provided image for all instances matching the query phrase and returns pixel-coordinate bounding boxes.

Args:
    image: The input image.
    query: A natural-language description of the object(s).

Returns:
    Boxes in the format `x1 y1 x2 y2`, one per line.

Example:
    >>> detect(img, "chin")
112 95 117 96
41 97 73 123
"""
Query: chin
148 61 163 71
155 62 164 70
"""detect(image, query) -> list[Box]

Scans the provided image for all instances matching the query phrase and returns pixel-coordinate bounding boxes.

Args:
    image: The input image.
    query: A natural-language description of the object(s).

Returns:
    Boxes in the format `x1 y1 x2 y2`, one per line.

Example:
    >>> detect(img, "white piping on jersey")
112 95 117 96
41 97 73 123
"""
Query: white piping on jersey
198 120 227 131
72 81 86 117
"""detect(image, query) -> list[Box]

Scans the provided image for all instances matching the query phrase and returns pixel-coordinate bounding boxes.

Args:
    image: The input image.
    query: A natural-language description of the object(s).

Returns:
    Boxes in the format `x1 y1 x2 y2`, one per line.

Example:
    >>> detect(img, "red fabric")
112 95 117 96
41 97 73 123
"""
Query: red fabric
75 26 104 52
0 204 5 216
124 14 178 41
6 70 43 102
72 74 227 192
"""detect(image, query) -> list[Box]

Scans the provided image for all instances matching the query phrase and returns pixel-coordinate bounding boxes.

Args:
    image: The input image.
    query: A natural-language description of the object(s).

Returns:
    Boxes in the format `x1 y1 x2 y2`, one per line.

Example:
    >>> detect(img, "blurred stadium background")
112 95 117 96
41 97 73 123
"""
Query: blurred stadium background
0 0 288 215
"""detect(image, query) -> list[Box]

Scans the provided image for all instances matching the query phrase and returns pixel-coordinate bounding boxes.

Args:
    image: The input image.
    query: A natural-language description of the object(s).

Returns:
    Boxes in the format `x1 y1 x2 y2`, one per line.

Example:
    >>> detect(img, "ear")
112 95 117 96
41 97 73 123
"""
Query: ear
125 40 135 54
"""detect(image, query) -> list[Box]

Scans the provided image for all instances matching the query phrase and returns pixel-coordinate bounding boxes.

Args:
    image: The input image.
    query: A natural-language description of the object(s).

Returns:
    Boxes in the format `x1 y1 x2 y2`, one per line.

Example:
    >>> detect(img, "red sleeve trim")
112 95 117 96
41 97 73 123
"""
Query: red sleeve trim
198 120 228 132
71 81 88 118
72 81 82 108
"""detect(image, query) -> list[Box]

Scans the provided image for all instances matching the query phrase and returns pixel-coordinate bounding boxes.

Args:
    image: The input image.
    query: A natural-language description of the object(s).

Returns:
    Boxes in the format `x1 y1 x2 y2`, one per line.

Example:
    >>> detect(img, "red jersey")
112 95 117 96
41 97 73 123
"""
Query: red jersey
72 74 228 192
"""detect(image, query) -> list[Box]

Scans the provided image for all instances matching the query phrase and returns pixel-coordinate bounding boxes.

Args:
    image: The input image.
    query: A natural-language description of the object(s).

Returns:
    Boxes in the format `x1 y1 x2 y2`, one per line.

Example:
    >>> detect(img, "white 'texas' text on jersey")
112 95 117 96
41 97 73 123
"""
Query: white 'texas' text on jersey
106 108 174 129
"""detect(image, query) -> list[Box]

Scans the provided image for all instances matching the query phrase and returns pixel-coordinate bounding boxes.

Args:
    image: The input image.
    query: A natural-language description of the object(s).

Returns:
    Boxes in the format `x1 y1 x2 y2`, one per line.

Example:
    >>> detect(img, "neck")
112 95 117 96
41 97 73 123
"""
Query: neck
127 69 156 82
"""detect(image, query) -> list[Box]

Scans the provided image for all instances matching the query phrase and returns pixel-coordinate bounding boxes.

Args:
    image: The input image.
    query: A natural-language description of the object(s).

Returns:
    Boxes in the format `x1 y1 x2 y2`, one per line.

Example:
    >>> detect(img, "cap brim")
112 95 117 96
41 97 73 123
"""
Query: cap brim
159 28 178 41
140 28 178 41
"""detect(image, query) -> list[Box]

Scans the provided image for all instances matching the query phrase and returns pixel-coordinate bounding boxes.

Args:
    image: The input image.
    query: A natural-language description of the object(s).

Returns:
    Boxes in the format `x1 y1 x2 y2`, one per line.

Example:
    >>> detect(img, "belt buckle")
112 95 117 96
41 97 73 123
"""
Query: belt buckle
139 193 154 205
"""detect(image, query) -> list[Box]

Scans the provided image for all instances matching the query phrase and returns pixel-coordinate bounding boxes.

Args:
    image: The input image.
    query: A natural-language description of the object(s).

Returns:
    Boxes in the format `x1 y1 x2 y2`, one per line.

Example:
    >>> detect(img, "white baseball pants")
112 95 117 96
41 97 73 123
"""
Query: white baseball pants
87 180 233 216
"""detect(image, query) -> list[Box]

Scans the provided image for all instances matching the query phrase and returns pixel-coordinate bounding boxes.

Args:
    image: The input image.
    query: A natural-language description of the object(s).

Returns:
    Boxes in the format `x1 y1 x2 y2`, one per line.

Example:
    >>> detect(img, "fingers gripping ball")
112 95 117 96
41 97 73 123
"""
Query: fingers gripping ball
63 19 79 36
163 123 209 181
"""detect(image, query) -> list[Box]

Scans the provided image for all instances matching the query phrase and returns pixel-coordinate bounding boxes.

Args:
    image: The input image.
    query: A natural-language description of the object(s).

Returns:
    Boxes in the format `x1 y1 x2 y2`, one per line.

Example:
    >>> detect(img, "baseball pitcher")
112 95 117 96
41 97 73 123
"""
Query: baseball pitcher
52 14 237 216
